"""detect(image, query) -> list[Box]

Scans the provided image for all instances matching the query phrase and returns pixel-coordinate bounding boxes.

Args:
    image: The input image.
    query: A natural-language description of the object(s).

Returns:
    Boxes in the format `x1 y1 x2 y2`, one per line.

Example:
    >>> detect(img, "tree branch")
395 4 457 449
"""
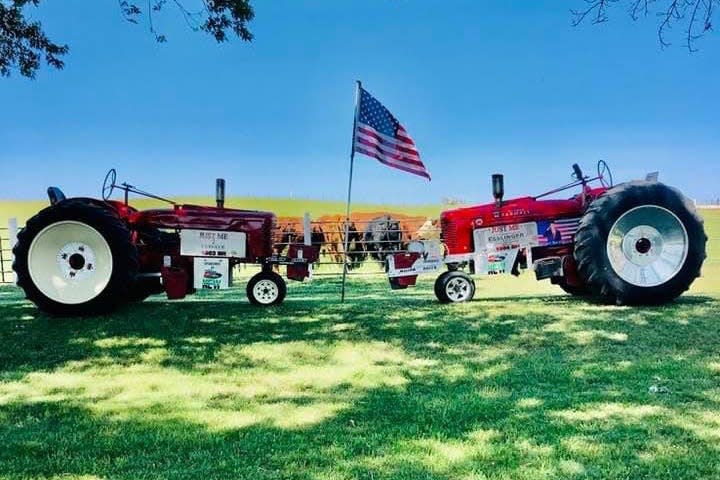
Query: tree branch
0 1 69 78
573 0 718 50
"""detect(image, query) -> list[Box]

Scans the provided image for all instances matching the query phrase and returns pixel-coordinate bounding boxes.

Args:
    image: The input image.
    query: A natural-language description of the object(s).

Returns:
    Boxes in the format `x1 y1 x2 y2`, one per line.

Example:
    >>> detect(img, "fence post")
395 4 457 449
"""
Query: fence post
8 218 17 284
0 233 4 284
303 212 313 280
303 212 312 246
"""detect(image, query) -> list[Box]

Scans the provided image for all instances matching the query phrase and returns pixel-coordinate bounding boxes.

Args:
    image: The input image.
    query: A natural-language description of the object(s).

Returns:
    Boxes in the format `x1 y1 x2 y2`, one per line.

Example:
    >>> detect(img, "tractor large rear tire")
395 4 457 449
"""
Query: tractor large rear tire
128 277 164 302
13 200 138 316
556 280 591 297
574 181 706 305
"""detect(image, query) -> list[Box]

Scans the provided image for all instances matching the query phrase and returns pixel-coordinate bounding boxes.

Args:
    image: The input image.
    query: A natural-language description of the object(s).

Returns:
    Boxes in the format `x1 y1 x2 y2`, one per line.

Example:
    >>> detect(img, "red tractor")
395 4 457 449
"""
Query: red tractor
387 162 707 305
12 170 318 315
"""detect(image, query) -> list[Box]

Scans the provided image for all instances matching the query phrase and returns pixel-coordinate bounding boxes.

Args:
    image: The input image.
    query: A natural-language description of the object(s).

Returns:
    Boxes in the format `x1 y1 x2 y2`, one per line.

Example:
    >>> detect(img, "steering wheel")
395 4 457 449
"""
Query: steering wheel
597 160 613 188
102 168 117 200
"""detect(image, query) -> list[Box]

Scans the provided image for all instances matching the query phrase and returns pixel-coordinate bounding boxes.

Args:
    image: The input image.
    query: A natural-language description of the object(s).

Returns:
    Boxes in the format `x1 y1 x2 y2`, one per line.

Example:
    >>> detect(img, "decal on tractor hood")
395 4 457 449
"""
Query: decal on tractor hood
474 218 581 252
180 230 246 258
536 218 581 246
474 222 539 252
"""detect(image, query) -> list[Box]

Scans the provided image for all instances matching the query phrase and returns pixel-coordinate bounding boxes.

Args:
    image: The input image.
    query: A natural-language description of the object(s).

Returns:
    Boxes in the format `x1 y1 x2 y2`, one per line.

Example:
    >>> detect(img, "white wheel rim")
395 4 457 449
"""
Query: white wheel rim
253 279 279 304
445 276 472 302
28 221 114 305
606 205 688 287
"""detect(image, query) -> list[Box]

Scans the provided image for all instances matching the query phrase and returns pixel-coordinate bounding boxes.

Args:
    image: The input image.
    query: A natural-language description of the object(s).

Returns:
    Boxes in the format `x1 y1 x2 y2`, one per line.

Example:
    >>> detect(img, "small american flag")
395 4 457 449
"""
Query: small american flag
354 87 431 180
537 218 581 246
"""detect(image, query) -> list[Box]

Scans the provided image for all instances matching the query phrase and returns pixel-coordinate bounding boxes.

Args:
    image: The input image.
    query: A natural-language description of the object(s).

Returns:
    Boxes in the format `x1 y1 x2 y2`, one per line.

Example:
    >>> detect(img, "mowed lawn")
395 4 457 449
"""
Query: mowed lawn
0 207 719 479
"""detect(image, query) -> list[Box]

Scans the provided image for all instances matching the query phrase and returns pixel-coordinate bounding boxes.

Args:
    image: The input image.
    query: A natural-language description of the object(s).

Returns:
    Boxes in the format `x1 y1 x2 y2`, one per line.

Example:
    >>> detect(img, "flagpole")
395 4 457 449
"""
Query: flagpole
341 80 362 303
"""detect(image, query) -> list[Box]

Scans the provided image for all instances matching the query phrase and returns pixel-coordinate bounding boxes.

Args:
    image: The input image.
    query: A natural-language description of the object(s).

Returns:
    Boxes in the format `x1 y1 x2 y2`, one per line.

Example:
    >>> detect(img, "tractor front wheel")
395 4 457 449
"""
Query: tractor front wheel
13 199 138 316
247 271 287 306
434 270 475 303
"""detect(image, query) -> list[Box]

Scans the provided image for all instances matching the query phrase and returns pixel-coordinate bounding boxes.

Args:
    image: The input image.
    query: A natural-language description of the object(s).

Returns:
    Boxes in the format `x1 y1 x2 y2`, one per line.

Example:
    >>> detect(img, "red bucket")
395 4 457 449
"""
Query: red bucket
162 267 188 300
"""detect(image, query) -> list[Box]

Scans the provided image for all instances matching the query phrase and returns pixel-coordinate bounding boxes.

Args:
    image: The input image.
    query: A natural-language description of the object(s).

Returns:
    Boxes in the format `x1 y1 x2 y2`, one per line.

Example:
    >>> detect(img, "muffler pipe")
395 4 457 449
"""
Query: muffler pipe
492 174 504 207
216 178 226 209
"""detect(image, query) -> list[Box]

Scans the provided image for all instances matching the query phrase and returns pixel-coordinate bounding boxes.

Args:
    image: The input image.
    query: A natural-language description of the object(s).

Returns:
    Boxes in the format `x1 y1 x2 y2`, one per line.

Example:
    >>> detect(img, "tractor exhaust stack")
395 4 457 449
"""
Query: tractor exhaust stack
216 178 226 209
492 174 504 207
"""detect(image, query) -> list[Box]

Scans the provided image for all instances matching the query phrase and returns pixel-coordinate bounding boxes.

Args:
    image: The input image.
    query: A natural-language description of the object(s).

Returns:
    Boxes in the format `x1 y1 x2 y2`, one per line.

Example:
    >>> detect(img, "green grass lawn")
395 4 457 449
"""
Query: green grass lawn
1 203 719 479
1 273 720 480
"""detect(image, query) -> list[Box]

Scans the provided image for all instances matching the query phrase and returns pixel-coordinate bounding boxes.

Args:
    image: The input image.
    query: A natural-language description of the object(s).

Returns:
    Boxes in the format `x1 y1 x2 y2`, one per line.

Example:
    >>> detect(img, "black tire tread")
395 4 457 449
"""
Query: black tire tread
574 181 707 305
13 199 138 316
434 270 476 304
246 270 287 306
557 281 591 296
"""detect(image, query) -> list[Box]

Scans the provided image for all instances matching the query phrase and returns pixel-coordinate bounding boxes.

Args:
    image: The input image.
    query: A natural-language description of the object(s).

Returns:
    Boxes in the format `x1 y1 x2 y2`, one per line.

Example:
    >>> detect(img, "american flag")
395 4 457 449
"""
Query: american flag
537 218 581 246
353 87 431 180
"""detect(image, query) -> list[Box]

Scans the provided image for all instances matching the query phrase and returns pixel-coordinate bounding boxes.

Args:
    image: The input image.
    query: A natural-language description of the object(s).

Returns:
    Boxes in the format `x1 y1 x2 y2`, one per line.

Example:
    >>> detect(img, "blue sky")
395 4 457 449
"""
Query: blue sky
1 0 718 204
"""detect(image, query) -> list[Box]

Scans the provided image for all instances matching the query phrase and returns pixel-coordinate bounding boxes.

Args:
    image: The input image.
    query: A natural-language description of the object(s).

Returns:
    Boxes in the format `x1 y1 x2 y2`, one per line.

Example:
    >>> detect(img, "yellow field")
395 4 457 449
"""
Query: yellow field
0 197 441 228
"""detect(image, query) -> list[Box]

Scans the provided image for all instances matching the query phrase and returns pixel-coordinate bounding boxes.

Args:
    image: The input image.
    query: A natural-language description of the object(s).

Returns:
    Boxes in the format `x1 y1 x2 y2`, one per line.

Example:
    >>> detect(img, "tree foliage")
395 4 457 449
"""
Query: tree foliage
573 0 717 51
0 0 68 78
1 1 716 79
0 0 254 78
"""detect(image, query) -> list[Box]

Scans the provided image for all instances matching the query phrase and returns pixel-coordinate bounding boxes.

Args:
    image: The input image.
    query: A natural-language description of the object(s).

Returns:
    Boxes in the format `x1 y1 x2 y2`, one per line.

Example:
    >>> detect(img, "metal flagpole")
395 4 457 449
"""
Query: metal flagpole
341 80 362 302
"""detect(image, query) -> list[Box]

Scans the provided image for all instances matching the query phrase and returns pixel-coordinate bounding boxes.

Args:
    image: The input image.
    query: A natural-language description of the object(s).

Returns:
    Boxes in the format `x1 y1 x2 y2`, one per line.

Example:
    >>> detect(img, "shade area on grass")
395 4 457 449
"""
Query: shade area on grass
1 276 719 480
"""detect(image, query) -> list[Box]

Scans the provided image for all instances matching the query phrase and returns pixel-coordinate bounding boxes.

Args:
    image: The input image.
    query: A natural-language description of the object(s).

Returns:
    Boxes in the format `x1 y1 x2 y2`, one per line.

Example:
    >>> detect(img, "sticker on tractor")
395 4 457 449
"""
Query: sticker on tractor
474 222 540 252
180 230 246 258
475 249 520 275
193 258 231 290
535 218 581 246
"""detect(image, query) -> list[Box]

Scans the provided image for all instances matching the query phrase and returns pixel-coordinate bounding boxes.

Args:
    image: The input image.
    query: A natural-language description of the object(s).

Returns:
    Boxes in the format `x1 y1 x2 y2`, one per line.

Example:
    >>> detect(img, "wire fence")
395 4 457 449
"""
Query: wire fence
273 215 439 277
0 228 12 284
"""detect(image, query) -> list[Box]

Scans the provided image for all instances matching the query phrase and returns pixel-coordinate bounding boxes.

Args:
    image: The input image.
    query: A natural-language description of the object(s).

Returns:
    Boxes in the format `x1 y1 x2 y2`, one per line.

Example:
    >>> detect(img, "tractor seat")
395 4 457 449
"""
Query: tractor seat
47 187 67 205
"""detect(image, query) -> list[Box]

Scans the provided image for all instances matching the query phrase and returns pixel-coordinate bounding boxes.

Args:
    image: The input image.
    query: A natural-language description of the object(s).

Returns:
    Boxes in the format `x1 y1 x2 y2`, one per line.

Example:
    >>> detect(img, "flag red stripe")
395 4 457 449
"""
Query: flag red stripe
354 139 426 169
357 125 417 152
376 158 431 180
355 146 431 179
354 137 424 166
357 147 431 179
396 127 416 146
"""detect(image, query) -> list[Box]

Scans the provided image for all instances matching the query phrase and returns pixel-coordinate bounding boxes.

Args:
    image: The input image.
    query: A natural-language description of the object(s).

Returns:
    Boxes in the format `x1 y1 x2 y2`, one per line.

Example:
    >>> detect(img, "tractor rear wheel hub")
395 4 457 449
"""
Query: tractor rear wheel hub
606 205 688 287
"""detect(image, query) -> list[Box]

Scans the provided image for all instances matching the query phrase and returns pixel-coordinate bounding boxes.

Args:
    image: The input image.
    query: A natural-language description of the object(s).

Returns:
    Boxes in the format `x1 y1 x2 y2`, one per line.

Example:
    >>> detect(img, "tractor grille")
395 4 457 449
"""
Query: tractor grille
441 217 458 252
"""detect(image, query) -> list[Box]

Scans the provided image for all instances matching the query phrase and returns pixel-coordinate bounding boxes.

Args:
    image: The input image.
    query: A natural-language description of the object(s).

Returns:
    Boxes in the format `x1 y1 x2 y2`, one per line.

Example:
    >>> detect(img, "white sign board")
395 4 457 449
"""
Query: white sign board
193 257 231 290
473 222 539 252
180 230 246 258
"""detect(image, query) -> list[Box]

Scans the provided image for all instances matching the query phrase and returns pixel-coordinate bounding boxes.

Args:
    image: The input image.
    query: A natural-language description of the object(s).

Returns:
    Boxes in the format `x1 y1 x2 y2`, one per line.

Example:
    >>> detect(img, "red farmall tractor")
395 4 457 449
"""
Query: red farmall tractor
12 170 317 315
387 162 707 305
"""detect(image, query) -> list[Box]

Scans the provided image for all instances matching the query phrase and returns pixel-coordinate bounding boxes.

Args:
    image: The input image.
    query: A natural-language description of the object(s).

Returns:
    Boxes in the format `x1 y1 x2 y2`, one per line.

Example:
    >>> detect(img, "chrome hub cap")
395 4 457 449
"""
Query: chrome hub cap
28 221 113 304
253 279 279 304
606 206 688 287
445 277 472 302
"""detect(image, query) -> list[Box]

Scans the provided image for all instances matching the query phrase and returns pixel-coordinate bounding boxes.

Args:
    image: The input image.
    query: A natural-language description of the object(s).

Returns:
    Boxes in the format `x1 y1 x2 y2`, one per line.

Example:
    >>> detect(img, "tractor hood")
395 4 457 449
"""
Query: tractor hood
441 195 584 230
439 195 586 255
128 204 276 233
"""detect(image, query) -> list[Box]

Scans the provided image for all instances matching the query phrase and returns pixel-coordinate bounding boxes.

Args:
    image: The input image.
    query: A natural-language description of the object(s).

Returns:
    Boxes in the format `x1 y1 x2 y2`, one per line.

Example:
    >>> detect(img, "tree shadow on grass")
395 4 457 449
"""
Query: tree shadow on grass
1 370 719 480
1 281 720 479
